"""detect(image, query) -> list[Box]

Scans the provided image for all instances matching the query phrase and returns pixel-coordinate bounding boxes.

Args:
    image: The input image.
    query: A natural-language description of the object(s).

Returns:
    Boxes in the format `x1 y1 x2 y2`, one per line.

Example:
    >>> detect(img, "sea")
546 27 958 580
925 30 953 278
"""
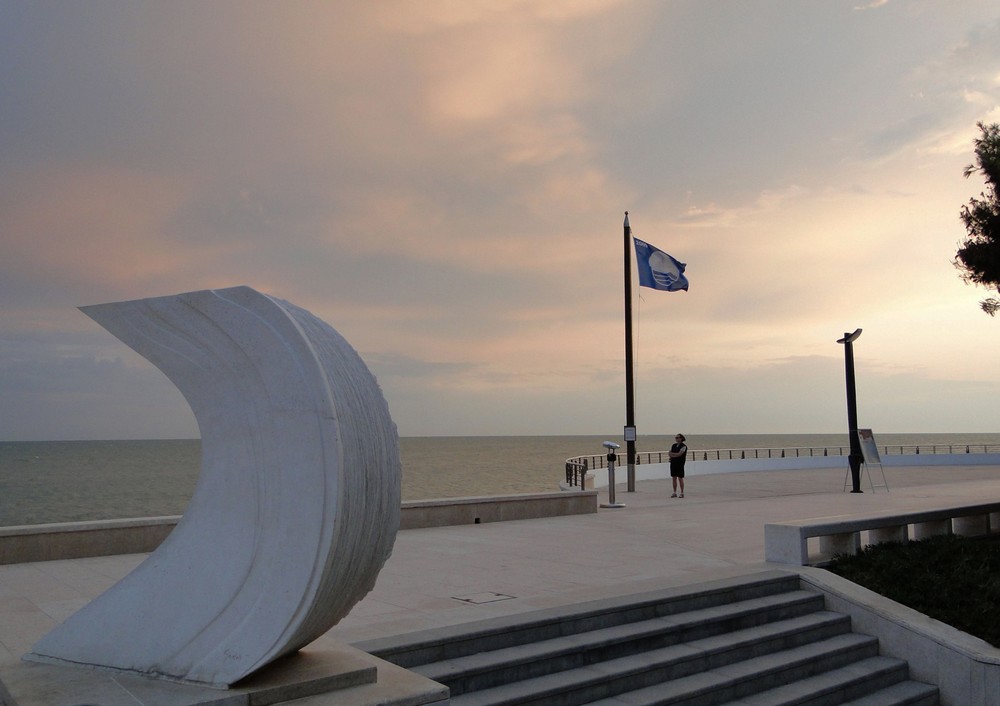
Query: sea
2 433 999 527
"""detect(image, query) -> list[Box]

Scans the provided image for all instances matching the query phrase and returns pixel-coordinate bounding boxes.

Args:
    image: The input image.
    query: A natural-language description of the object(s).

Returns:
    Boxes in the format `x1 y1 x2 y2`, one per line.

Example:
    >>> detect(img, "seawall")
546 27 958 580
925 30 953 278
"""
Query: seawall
0 491 598 565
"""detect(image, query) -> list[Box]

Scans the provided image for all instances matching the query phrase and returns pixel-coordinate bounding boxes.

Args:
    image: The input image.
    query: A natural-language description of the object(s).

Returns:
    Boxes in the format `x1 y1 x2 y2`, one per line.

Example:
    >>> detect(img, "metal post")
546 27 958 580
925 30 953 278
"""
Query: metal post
837 329 864 493
601 444 625 508
623 212 637 491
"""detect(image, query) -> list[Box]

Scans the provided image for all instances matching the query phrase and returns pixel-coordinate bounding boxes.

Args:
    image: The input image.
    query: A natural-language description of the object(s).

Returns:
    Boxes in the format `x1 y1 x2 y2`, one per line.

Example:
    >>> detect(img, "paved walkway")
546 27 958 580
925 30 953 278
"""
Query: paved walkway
1 463 999 667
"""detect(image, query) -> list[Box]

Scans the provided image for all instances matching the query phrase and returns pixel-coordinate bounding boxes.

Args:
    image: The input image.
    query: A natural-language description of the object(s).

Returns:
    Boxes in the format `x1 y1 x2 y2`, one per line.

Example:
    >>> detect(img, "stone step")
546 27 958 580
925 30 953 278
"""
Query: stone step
717 656 936 705
580 656 936 706
839 679 940 706
359 571 801 669
449 627 874 706
418 591 828 696
357 571 939 706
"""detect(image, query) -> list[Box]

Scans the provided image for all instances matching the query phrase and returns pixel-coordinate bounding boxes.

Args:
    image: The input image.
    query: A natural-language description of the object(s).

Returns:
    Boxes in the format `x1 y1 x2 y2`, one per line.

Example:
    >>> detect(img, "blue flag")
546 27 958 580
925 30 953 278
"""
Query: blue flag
633 237 689 292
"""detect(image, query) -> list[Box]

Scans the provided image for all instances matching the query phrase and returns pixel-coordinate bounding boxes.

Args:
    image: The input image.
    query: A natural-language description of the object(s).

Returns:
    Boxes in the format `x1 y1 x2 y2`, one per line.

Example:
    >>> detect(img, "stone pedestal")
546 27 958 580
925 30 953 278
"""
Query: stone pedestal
952 514 989 537
867 525 907 545
911 519 951 540
3 644 447 706
819 531 860 558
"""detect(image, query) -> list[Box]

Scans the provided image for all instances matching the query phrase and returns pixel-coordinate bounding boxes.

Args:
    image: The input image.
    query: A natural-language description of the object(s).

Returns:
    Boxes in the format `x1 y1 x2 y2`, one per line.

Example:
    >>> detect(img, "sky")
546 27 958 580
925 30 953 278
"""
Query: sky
2 1 1000 441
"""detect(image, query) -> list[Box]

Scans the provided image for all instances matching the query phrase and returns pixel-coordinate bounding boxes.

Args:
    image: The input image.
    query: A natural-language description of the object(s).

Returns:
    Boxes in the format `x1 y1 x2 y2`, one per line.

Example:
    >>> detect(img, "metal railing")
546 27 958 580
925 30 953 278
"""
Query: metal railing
564 444 1000 488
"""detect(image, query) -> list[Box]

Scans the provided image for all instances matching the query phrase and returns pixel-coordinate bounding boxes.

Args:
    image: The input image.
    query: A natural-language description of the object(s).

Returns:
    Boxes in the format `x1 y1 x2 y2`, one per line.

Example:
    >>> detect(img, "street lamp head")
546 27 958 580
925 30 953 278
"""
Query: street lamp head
837 328 862 345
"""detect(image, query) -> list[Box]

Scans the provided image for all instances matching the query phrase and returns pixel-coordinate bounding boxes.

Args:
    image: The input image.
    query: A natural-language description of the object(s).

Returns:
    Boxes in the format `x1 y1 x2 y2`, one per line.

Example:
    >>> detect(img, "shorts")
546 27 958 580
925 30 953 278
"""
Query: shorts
670 465 685 478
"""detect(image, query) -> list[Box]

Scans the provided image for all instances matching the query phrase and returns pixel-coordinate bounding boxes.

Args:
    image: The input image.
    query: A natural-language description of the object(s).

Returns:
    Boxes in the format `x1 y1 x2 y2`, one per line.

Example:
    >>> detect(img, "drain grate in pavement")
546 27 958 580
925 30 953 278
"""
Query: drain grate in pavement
452 592 516 604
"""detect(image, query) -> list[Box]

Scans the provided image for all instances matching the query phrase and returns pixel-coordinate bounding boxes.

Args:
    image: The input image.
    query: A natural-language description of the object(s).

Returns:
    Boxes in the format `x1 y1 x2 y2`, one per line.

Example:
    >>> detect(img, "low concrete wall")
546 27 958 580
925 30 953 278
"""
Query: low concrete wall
0 491 598 565
400 491 597 530
0 516 179 565
588 453 1000 488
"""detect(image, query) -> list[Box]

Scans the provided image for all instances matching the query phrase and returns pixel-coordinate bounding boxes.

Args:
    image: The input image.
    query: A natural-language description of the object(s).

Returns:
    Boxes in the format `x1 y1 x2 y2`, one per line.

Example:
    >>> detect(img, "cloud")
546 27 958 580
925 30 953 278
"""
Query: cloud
853 0 890 11
2 2 1000 440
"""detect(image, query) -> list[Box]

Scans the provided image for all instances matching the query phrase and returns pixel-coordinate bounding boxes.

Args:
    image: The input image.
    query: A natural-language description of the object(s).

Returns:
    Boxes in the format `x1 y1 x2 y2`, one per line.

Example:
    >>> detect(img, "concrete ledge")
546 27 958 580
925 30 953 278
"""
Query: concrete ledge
0 491 598 565
399 491 598 530
765 500 1000 565
0 516 179 565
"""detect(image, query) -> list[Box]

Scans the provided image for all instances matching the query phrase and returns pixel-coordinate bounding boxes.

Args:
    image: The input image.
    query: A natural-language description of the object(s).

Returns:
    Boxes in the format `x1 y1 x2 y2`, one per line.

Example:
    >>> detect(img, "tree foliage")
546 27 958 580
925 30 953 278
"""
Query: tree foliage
955 121 1000 316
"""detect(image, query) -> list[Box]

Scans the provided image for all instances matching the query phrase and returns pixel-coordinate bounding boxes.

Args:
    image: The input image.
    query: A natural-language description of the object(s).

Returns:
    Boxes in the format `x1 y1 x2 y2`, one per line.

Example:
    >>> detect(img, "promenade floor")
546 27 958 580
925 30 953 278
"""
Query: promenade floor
2 462 999 674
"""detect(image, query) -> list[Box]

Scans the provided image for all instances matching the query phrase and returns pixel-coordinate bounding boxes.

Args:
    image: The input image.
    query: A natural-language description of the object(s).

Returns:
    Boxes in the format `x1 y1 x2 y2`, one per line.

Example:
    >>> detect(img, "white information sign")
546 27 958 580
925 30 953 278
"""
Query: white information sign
857 428 882 465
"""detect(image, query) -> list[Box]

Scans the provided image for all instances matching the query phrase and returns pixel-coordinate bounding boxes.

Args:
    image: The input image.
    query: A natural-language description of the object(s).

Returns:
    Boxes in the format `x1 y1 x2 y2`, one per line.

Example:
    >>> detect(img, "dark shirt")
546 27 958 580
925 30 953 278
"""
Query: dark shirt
669 442 687 469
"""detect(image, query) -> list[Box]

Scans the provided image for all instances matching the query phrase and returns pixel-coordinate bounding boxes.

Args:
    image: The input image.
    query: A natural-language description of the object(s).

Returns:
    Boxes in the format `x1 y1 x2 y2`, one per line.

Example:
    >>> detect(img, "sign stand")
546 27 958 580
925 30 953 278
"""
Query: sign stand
844 429 888 492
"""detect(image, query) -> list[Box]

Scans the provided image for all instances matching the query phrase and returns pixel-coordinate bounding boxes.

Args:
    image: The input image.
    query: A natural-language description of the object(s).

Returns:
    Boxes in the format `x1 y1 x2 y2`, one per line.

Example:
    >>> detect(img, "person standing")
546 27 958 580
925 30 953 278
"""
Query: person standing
669 433 688 498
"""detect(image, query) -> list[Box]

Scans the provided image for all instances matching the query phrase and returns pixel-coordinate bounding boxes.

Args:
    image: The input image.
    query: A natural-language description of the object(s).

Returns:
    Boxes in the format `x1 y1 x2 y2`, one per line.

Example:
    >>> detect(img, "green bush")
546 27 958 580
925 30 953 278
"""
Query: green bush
827 533 1000 647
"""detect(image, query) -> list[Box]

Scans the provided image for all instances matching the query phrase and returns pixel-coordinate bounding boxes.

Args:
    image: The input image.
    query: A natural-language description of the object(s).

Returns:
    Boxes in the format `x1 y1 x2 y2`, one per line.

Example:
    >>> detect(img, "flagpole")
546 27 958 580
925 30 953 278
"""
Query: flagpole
623 212 636 492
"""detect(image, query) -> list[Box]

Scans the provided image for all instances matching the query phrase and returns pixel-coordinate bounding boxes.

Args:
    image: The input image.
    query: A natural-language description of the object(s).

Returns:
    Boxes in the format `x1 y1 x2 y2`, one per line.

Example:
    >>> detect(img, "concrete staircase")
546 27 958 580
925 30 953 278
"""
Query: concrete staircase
357 571 937 706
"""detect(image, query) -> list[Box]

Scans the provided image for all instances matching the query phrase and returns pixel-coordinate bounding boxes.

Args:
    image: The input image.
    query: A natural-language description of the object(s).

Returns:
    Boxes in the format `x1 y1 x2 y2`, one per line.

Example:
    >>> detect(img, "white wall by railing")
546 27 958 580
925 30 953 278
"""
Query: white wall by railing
584 453 1000 489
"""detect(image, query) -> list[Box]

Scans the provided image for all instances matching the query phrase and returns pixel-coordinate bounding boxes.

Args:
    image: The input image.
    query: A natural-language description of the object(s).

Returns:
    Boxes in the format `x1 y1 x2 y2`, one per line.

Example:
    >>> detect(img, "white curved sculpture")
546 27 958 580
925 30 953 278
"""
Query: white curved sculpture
27 286 401 687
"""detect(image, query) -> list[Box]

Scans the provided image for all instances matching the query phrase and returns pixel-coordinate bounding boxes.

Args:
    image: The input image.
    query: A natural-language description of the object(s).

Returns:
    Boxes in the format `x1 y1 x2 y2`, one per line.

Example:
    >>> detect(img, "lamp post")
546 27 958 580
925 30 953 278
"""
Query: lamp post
837 328 863 493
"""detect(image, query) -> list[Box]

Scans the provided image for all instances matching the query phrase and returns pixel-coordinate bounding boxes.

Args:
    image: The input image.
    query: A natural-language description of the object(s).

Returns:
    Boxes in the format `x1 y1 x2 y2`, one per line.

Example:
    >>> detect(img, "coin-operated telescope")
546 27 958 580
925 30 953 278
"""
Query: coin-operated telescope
601 441 625 509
